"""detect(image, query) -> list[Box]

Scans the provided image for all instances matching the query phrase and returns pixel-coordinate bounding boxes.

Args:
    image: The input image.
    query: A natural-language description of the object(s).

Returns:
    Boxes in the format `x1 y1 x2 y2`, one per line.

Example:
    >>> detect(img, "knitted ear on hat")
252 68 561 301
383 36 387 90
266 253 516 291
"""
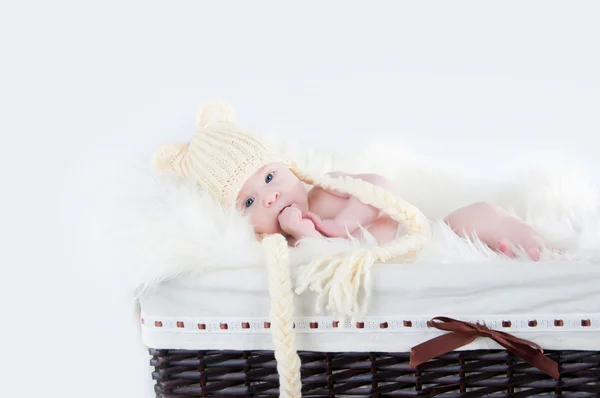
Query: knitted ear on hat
151 101 237 177
196 101 237 128
152 142 187 174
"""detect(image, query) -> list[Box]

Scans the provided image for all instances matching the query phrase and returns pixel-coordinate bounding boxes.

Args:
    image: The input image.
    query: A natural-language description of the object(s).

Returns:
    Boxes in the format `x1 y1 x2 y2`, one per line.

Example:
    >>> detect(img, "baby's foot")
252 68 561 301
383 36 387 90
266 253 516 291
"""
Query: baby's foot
496 239 541 261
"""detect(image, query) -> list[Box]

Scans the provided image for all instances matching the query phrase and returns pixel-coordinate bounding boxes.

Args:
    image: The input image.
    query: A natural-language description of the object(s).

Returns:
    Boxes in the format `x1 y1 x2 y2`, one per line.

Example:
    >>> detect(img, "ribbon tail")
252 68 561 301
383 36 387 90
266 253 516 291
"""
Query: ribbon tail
527 352 560 380
493 336 560 380
410 332 476 368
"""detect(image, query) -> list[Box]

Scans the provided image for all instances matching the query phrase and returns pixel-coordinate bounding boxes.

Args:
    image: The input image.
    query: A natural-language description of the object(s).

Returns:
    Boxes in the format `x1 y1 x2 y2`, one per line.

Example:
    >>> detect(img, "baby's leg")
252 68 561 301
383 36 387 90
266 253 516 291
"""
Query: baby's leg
444 202 546 260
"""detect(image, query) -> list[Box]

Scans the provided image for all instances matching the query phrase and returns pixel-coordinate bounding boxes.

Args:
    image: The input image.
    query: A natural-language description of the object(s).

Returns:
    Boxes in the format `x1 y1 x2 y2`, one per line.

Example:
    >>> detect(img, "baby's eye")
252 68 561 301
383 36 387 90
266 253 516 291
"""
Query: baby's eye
245 198 255 208
265 172 274 183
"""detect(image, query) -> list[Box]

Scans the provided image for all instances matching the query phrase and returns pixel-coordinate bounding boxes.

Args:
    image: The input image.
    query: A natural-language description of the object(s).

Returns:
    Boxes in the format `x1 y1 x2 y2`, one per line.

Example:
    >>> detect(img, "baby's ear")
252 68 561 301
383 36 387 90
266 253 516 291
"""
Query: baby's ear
152 142 186 173
196 101 237 128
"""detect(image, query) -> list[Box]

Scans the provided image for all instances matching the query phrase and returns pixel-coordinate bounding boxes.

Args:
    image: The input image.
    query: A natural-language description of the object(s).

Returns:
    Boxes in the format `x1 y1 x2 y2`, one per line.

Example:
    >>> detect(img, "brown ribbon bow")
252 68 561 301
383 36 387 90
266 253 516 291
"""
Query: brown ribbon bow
409 317 560 380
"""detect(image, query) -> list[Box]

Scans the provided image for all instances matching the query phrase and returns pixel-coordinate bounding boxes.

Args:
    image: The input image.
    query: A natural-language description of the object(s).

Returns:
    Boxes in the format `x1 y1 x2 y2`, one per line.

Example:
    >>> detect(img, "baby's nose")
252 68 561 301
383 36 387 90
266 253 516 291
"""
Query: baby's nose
264 192 280 207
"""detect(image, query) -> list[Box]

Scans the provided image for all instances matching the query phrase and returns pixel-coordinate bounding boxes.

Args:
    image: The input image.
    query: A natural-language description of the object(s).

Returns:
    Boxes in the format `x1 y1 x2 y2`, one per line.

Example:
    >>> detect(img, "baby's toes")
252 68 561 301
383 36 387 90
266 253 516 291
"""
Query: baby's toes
497 239 515 257
526 246 541 261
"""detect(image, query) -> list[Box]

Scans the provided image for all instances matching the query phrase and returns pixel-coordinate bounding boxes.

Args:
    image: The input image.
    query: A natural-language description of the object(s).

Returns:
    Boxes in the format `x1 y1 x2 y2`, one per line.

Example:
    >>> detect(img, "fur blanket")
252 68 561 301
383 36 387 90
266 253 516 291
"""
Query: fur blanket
118 135 600 297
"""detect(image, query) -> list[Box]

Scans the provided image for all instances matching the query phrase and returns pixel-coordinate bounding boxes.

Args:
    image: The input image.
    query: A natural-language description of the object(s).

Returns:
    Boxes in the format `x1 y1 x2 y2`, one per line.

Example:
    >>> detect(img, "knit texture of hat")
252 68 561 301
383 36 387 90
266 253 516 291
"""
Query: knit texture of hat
152 101 289 210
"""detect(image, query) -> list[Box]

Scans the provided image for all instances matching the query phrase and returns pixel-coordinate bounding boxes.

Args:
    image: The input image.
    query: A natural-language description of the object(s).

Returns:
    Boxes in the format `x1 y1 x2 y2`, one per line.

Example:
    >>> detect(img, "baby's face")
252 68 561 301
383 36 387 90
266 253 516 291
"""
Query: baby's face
236 162 308 234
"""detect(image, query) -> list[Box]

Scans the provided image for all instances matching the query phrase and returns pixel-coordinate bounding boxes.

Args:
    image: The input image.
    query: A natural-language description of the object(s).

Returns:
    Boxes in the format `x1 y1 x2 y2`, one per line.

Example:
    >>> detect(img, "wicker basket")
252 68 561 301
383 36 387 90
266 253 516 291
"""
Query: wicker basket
150 348 600 397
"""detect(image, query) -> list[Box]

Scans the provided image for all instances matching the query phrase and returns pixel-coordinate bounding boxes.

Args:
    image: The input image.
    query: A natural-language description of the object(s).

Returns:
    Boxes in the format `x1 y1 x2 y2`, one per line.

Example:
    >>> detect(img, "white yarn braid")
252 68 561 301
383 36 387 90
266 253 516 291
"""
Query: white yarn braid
291 168 432 321
262 234 302 398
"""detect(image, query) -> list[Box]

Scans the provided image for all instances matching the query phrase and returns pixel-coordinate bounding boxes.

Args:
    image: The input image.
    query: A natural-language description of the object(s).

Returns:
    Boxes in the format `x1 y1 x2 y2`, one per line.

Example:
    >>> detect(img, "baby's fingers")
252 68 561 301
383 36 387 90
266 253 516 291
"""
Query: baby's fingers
302 211 321 224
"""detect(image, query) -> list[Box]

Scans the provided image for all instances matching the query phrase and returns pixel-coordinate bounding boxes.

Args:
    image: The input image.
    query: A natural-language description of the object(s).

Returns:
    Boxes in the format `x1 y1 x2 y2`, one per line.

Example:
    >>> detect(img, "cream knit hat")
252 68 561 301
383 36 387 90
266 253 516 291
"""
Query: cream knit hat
152 101 290 210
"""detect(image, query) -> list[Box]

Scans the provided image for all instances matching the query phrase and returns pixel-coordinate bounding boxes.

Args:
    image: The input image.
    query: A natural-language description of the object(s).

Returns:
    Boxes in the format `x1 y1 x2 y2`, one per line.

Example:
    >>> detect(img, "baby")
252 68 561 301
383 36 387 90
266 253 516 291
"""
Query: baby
237 162 547 259
155 101 548 261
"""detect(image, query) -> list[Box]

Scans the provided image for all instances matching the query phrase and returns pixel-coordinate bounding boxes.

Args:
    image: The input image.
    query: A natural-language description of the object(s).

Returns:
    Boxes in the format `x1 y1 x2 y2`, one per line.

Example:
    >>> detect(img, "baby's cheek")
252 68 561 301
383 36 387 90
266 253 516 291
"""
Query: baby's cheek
250 211 264 229
251 210 280 234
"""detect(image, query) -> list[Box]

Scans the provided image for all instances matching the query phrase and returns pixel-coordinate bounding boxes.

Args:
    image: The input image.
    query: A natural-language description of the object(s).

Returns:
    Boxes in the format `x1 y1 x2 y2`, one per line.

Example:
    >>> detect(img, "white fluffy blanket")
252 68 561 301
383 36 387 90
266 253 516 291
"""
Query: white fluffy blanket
119 135 600 297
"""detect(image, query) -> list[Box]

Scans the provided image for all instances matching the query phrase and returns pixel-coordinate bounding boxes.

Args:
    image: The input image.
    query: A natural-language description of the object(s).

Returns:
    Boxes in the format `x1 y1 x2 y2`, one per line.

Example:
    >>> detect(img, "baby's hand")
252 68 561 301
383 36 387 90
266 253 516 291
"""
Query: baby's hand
303 212 349 238
278 205 317 237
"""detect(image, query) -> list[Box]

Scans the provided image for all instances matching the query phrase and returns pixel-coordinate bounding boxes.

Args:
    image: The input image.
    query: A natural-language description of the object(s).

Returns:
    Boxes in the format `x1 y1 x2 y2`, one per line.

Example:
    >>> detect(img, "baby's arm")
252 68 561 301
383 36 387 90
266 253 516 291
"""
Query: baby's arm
310 172 393 237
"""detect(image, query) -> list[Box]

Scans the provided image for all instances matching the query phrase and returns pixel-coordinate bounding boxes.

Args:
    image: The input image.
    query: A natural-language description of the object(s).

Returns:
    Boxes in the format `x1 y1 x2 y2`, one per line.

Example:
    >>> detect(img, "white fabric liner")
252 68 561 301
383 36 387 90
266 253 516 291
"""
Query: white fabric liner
139 260 600 353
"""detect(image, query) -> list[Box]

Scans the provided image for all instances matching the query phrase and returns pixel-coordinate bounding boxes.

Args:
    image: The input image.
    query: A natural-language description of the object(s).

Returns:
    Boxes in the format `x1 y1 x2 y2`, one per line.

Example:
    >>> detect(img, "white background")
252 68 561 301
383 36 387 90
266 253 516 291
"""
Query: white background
2 1 599 397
